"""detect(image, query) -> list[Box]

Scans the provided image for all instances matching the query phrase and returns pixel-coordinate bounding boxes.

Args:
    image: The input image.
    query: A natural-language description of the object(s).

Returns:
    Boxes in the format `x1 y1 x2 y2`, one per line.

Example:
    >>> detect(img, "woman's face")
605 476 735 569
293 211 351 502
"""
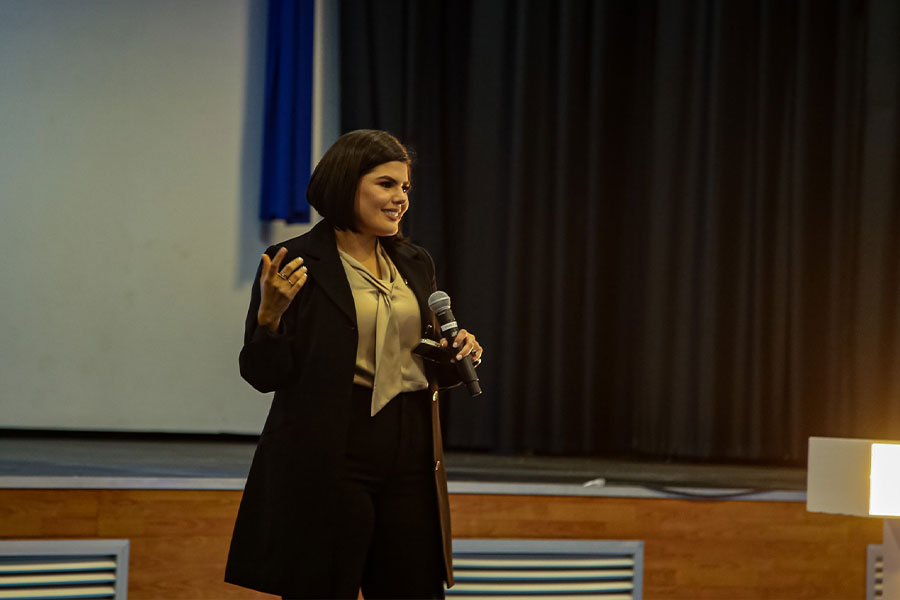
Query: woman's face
354 161 411 237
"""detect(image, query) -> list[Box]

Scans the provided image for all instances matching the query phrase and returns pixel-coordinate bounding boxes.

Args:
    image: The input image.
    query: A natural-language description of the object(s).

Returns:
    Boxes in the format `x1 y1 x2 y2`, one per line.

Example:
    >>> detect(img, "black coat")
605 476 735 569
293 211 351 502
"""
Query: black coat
225 220 457 596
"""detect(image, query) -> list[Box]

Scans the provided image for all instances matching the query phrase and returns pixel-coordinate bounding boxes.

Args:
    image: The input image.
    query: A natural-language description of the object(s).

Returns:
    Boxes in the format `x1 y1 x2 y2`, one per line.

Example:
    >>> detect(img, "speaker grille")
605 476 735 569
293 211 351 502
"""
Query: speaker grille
0 540 129 599
448 539 643 599
867 544 883 600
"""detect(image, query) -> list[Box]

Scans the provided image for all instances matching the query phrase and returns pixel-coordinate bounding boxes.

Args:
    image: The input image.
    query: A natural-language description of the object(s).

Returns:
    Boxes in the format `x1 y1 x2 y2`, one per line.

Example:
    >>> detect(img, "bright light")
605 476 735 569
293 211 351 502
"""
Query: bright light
869 443 900 517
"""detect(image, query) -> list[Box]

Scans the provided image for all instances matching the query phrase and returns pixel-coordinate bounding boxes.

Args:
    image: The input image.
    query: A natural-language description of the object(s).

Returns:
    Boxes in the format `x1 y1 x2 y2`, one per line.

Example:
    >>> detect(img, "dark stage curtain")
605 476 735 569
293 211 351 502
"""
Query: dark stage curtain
340 0 900 462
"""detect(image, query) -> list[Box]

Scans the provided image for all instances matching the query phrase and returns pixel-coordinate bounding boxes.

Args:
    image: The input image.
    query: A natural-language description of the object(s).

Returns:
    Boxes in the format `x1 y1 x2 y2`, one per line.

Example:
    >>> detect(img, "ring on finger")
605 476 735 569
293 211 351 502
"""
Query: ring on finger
278 272 289 280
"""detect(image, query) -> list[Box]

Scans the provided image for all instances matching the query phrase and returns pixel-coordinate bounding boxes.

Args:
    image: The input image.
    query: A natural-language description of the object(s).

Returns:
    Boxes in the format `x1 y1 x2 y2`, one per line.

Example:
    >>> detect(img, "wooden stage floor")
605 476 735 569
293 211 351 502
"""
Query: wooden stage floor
0 433 880 600
0 432 805 494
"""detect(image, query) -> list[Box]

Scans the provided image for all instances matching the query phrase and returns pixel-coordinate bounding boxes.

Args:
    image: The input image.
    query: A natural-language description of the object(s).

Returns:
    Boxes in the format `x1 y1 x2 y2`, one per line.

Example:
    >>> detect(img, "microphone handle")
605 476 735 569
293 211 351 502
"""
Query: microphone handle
437 312 482 397
458 356 482 396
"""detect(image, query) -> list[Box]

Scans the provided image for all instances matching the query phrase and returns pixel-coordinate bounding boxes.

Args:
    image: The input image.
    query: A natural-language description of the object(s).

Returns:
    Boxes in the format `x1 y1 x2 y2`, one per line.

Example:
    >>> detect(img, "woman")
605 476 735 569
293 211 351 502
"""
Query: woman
225 130 482 599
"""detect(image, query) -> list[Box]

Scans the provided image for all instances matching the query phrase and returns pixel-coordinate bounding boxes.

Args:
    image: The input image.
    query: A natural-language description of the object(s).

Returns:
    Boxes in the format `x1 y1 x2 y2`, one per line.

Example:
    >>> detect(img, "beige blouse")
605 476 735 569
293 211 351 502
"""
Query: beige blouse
338 241 429 415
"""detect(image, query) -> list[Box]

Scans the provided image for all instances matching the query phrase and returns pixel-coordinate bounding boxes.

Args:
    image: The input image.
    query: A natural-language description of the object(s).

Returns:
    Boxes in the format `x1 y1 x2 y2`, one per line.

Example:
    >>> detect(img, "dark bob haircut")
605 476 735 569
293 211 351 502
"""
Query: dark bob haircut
306 129 412 232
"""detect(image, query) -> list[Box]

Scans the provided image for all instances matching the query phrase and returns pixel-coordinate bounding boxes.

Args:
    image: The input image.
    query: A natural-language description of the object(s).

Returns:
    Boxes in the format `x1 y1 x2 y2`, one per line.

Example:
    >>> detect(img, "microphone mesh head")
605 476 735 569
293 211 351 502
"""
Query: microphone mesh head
428 291 451 313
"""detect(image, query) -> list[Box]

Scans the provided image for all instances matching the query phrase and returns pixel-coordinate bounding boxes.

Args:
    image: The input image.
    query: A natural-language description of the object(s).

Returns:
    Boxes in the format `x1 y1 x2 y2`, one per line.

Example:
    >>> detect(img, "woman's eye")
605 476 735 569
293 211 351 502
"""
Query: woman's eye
380 181 392 189
402 185 410 194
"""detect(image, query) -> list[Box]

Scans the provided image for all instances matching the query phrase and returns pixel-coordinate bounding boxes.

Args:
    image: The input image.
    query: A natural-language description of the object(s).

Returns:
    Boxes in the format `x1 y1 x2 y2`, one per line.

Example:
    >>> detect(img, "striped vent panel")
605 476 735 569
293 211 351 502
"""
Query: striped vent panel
0 541 129 600
867 545 883 600
448 540 643 599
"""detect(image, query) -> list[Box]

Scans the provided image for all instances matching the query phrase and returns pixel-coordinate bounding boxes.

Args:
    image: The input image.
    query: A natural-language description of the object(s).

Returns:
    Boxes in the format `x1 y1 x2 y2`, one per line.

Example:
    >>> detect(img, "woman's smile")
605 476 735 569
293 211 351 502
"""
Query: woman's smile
354 160 411 237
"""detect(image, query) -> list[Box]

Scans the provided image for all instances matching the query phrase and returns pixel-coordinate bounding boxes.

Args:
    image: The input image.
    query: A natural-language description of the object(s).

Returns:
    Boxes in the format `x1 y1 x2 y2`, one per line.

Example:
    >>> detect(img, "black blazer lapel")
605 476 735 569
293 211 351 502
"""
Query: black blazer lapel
300 223 434 332
301 221 356 325
387 242 435 335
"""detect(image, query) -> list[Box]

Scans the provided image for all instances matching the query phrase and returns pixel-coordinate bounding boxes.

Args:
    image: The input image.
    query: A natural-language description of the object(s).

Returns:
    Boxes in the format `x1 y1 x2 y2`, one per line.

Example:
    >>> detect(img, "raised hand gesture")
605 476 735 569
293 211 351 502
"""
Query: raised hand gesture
257 247 307 333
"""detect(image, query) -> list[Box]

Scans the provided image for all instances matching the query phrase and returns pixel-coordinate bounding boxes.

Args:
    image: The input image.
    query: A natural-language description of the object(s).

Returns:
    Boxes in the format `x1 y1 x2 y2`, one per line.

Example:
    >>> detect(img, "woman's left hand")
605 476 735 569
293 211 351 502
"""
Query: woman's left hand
441 329 483 367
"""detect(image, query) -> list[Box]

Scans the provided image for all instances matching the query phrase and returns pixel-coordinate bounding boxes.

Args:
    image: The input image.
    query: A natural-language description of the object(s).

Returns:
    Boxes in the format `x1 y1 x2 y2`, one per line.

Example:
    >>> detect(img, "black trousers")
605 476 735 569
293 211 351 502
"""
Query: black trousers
286 385 445 599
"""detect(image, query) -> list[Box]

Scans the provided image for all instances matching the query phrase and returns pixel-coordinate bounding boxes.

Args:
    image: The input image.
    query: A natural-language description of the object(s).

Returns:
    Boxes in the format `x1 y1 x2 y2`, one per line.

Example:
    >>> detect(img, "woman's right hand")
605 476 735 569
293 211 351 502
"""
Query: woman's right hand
257 247 308 333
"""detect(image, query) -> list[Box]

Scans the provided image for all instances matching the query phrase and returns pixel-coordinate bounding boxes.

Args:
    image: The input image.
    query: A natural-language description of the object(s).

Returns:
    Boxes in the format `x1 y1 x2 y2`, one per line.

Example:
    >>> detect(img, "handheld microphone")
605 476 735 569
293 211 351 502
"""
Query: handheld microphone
428 291 482 397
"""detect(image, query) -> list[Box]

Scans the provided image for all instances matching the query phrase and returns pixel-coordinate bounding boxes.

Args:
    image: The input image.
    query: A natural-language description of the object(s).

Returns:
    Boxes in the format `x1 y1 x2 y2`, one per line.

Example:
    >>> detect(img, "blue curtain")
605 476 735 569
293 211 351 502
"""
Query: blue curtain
259 0 315 223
